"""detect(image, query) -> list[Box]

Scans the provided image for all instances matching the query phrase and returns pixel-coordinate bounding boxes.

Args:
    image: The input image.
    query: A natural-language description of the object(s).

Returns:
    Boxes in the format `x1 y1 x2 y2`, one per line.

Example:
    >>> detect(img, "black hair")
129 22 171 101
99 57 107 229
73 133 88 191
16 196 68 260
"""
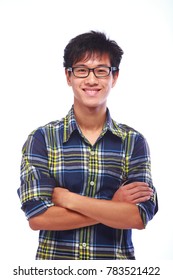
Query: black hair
63 31 124 69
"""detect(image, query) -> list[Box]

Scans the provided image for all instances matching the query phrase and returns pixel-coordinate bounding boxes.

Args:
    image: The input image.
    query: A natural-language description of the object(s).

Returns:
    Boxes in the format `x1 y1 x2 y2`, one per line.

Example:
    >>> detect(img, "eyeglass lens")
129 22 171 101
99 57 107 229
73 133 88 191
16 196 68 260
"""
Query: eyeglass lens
73 67 110 77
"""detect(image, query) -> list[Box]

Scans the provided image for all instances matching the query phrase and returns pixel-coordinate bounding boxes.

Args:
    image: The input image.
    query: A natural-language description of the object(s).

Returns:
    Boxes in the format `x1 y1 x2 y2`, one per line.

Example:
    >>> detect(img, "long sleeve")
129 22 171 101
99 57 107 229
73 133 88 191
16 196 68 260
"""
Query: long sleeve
125 132 158 226
17 128 56 219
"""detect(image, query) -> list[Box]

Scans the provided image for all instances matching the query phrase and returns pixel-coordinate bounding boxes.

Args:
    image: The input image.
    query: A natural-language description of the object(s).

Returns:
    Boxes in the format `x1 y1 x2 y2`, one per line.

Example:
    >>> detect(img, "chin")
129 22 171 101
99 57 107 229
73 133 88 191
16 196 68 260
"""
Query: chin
85 102 106 110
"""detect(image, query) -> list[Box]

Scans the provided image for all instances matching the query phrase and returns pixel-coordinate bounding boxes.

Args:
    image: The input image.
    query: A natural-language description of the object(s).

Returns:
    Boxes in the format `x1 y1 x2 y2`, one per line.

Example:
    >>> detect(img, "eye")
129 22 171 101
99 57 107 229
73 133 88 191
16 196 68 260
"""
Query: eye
75 68 88 74
95 67 109 75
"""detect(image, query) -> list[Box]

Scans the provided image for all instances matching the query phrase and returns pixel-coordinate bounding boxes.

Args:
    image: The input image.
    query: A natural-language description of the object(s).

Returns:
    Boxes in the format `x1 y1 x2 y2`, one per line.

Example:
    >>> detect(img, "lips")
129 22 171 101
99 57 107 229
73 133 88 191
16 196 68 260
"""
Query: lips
83 88 100 96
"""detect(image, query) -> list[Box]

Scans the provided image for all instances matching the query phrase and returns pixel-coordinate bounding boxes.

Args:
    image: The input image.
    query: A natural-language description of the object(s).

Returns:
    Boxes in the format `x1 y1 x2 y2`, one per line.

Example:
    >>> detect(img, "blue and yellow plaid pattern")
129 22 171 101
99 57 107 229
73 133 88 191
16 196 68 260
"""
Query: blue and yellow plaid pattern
18 107 158 260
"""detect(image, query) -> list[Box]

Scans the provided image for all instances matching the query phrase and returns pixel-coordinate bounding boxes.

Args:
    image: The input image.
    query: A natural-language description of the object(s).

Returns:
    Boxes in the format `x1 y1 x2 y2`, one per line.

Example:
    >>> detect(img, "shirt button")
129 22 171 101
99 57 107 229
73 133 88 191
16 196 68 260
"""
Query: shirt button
91 151 95 156
90 181 94 186
82 243 86 248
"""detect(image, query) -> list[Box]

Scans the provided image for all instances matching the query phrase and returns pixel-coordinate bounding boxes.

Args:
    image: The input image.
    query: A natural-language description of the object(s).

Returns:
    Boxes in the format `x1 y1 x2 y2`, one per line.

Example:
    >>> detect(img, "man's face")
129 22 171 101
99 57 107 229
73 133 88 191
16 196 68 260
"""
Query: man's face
65 53 118 110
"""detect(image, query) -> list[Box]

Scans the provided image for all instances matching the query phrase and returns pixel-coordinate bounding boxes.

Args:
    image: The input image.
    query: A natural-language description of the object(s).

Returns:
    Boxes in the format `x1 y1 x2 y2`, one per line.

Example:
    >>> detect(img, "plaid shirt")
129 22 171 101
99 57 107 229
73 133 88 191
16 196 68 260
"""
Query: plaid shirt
18 107 158 260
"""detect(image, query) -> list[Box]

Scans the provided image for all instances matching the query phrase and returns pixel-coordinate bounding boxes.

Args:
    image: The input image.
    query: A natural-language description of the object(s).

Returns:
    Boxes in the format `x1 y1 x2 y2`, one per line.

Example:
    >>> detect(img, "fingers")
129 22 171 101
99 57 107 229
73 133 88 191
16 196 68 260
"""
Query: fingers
113 181 154 204
127 187 153 198
122 182 153 196
122 181 149 190
52 187 68 205
129 191 152 204
131 195 151 204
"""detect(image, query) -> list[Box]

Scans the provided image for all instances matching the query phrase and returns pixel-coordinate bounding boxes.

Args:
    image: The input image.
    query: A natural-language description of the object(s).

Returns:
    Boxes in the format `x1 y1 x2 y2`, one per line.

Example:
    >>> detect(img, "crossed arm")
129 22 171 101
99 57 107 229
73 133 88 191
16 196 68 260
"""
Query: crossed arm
29 182 153 231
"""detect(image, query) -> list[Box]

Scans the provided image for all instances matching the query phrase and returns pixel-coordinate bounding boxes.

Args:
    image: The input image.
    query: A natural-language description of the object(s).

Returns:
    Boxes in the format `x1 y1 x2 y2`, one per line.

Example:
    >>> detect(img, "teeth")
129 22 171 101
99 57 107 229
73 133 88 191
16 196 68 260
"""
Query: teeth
86 90 97 93
84 89 99 96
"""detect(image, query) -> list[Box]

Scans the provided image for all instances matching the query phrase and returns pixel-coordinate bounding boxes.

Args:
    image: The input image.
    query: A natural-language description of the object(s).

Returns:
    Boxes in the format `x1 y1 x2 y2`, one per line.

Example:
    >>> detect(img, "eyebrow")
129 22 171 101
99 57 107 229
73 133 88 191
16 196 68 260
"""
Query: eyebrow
73 64 111 67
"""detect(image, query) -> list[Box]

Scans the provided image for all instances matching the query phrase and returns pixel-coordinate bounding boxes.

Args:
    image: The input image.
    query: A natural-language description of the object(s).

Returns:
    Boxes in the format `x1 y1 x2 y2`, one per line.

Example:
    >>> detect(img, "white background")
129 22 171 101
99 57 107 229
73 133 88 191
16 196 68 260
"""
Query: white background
0 0 173 263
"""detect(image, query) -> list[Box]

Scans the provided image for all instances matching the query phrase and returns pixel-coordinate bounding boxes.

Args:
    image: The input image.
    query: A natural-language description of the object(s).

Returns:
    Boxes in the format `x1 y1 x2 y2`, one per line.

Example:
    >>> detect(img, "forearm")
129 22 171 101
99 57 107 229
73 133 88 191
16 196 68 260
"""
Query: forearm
63 194 144 230
29 205 98 231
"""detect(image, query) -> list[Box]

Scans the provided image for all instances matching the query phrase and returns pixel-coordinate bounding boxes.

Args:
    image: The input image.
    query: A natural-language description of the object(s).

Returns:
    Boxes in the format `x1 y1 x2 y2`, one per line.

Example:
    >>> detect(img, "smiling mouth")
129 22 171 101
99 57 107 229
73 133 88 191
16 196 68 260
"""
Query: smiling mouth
83 89 100 96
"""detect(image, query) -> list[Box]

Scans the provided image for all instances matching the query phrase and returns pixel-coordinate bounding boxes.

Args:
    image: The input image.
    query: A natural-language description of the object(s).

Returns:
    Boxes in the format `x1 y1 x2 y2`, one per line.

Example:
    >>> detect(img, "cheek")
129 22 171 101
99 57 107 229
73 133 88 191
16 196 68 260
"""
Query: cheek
112 76 118 88
106 81 115 91
71 82 79 91
71 82 82 97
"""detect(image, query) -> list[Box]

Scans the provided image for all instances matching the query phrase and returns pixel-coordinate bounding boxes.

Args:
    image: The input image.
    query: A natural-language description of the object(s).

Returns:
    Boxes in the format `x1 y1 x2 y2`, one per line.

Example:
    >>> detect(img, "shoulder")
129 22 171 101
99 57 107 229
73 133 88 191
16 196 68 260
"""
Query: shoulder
23 117 65 151
119 123 143 136
112 119 145 140
116 123 150 156
112 120 150 151
29 117 64 138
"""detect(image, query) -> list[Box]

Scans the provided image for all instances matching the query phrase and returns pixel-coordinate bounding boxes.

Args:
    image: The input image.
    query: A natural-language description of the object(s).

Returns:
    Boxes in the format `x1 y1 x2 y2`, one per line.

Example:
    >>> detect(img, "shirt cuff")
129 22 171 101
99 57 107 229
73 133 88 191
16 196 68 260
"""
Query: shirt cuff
137 197 158 227
21 197 54 219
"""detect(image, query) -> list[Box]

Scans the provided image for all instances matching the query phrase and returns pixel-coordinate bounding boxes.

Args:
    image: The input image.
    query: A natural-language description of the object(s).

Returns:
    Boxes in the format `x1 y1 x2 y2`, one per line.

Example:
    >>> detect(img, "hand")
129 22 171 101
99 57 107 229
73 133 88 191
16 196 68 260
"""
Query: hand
52 187 72 208
112 182 153 204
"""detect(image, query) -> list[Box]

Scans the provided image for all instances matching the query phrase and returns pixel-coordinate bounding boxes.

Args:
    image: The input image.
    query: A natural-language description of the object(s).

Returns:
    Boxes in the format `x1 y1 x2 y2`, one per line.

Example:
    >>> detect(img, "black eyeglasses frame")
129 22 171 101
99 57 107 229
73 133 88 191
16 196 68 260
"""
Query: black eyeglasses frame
67 66 118 78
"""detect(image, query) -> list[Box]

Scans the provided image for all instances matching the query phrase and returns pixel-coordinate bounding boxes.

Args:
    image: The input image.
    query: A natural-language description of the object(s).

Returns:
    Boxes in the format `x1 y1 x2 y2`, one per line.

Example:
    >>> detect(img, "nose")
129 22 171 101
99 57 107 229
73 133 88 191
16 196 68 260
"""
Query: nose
85 70 98 84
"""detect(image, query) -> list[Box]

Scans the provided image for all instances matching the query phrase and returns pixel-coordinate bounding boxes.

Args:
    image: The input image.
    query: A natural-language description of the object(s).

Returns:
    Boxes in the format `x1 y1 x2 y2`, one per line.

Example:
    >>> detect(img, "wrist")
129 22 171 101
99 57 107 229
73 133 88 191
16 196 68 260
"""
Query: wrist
64 192 80 210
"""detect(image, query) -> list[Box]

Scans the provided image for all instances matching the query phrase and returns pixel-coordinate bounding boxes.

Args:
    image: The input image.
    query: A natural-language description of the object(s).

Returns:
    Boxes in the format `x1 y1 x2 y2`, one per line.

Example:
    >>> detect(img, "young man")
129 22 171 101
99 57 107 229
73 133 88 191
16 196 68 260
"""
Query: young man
18 31 158 260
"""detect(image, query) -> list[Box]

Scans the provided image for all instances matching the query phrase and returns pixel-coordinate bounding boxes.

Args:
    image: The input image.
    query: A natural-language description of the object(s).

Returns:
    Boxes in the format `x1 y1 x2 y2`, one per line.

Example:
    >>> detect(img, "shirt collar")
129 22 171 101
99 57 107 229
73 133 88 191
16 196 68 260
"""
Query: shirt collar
105 109 127 141
63 106 127 143
63 106 79 143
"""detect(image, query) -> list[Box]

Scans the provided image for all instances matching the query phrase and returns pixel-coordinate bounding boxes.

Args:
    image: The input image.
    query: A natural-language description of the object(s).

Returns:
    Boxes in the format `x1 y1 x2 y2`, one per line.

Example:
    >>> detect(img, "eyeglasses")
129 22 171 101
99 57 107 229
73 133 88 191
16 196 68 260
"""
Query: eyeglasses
67 66 118 78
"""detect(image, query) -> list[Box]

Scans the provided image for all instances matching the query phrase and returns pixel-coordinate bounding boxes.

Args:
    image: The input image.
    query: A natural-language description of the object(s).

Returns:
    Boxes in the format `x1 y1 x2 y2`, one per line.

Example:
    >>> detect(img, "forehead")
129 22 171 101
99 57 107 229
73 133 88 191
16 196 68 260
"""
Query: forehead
74 52 111 65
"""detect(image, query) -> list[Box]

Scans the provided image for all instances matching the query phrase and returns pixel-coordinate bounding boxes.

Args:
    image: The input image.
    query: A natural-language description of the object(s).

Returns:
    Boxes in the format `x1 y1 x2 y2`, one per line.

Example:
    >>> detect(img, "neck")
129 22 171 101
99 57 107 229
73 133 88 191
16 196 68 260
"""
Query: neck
73 104 107 131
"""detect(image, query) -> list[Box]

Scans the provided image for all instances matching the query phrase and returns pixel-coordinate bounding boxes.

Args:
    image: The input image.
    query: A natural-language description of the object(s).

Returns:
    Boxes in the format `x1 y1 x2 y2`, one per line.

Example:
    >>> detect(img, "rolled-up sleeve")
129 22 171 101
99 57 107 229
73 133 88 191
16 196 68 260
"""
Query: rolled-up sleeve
127 133 158 227
138 193 158 227
17 128 57 219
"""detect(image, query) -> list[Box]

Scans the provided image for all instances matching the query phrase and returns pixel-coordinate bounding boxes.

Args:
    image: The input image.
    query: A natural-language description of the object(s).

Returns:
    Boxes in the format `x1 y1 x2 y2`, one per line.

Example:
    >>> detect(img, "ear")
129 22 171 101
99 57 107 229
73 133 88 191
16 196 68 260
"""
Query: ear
112 71 119 88
65 69 72 86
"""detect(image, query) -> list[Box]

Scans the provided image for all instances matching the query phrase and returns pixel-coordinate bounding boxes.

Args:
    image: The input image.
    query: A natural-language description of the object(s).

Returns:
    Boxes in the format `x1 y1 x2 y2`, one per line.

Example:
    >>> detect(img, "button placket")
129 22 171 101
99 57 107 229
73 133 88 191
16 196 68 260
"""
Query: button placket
90 181 94 186
89 148 96 189
78 146 97 260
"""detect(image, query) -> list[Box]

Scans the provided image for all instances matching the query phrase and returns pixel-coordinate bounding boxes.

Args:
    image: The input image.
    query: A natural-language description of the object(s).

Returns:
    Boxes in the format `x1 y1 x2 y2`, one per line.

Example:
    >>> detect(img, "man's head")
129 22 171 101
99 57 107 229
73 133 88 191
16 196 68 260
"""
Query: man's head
64 31 123 110
63 31 124 74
